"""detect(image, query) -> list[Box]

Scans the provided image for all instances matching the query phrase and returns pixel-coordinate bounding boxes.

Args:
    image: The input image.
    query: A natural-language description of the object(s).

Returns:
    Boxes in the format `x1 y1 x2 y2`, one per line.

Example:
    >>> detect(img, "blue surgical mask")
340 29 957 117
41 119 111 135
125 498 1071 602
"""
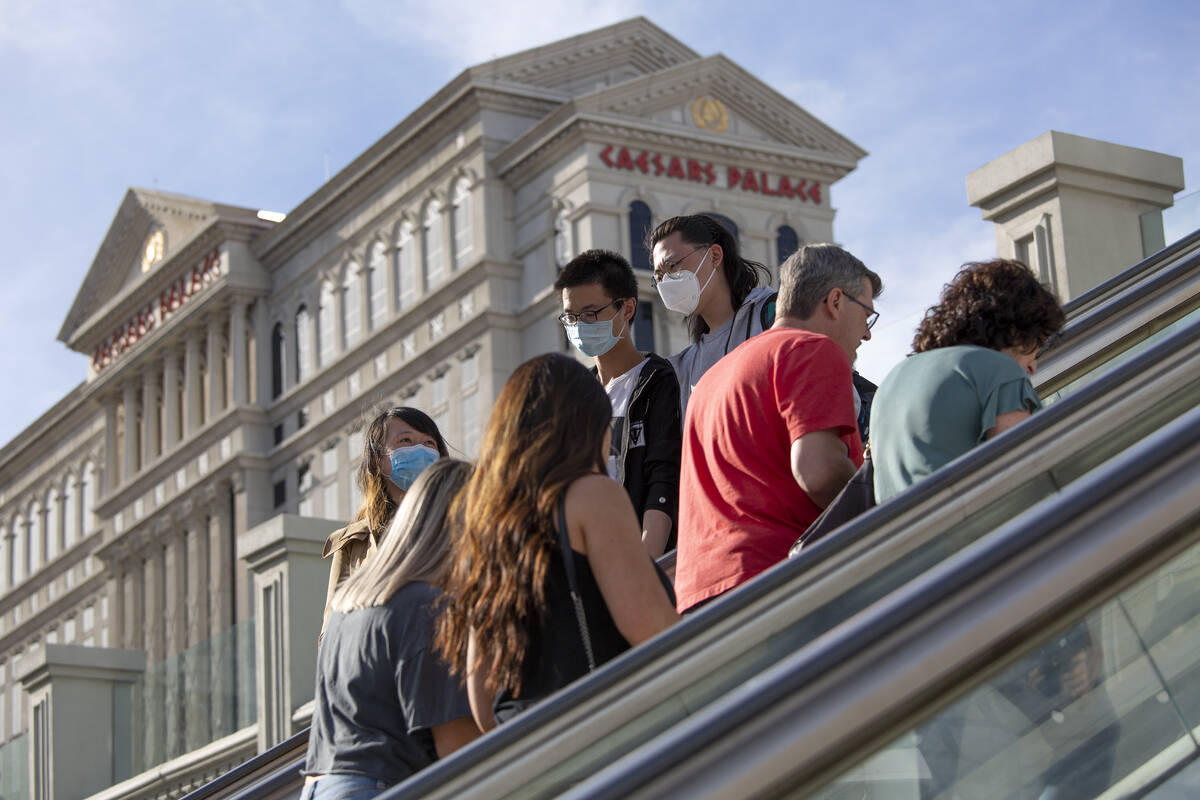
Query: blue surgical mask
566 313 627 358
387 444 439 491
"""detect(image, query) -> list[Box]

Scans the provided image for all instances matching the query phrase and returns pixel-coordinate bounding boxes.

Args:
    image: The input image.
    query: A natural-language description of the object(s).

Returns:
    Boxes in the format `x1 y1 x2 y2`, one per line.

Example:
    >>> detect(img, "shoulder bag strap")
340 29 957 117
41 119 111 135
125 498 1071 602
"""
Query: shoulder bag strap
555 495 596 671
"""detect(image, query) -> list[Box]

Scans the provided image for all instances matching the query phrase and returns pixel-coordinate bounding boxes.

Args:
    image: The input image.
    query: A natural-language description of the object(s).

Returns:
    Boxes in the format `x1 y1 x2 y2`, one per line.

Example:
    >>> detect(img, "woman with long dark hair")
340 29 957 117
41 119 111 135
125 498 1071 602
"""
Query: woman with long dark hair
870 259 1066 501
321 406 448 631
436 354 678 728
303 459 480 799
648 214 773 412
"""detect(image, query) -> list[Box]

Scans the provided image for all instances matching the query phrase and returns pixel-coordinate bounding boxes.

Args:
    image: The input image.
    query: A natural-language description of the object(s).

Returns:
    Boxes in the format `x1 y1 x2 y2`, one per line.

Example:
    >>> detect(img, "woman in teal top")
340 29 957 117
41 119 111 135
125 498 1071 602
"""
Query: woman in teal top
870 259 1065 502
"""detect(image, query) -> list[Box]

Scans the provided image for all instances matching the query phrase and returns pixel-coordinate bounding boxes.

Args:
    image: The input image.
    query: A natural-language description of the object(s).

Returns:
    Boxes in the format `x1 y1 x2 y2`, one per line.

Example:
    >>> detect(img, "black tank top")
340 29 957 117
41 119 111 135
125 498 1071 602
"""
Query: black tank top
493 544 630 722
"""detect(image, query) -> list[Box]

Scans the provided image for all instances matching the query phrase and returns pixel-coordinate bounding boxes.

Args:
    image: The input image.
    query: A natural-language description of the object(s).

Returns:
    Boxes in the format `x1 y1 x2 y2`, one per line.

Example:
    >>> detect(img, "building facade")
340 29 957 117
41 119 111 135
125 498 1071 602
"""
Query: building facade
0 17 864 799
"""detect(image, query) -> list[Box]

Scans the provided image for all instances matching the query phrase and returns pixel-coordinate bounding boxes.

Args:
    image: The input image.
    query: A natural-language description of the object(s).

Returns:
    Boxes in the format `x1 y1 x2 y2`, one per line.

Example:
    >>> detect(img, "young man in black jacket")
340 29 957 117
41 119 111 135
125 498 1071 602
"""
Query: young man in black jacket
555 249 682 557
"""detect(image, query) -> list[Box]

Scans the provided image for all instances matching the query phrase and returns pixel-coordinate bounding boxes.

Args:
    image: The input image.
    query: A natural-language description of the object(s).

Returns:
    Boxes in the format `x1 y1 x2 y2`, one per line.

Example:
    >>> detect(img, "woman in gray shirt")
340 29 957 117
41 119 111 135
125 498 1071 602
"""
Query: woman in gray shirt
303 460 480 799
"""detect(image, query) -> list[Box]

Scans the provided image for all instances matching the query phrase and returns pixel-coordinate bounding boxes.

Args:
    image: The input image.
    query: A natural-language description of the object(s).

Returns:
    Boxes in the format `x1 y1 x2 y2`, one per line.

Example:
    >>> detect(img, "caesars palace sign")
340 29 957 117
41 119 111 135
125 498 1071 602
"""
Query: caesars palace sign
91 248 223 373
598 145 823 203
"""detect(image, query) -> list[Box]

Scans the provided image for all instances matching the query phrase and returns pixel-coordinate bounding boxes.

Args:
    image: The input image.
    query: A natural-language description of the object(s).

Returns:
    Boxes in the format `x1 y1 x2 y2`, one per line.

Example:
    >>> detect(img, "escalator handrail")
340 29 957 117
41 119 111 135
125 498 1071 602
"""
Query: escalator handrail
1061 226 1200 317
384 306 1200 799
567 402 1200 800
1036 245 1200 384
178 727 309 800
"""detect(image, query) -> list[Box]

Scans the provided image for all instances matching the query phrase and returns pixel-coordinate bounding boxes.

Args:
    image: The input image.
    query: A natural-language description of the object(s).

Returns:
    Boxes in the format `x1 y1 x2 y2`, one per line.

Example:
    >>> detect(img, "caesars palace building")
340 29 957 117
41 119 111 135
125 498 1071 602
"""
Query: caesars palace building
0 17 869 798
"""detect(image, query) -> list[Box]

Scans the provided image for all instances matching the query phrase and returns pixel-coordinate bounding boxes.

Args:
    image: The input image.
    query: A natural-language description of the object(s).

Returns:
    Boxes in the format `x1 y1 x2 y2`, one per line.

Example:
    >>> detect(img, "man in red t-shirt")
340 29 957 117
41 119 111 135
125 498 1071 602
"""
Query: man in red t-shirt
674 244 882 612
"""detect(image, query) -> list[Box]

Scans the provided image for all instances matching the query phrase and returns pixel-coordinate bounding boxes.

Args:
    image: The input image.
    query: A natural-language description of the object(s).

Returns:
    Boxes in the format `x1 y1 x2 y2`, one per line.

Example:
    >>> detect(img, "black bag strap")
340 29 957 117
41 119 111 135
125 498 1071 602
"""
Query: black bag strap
555 495 596 671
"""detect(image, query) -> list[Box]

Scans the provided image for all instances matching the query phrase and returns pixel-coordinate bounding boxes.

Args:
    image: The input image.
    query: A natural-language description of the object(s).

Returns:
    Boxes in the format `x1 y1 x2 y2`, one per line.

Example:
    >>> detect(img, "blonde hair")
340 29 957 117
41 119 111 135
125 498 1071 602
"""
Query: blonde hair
331 459 471 612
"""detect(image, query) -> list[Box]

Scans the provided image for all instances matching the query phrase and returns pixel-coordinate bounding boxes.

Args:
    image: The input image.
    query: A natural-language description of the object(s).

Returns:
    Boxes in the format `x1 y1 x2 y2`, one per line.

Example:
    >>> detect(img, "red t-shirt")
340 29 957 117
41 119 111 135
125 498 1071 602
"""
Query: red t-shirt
675 328 863 612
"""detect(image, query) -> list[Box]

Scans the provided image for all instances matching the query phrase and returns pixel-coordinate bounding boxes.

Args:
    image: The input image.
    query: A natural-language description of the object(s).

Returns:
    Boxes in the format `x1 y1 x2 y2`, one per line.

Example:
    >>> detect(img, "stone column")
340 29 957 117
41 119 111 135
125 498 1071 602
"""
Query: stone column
122 559 144 651
230 297 249 406
184 511 211 750
208 485 236 738
103 398 119 496
122 381 139 483
163 350 181 449
163 527 188 760
18 645 146 800
206 313 227 419
252 299 271 407
237 514 330 751
141 368 160 466
358 262 371 336
184 328 203 436
106 566 125 654
142 546 166 769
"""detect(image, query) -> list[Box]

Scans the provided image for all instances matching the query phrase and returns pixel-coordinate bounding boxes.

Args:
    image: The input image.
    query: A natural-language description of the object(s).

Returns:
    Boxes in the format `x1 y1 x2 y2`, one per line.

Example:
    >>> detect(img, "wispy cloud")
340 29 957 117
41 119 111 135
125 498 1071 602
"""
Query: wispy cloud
339 0 645 64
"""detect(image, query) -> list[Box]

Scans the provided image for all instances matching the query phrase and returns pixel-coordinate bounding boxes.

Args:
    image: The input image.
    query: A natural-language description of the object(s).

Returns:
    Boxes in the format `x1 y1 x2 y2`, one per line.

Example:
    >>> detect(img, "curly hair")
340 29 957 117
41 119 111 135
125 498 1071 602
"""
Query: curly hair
913 259 1064 354
435 353 611 695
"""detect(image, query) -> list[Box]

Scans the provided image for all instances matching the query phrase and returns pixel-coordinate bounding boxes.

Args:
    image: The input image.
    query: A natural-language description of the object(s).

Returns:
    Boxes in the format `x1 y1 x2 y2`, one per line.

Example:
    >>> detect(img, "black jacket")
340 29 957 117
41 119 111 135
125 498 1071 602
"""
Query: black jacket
602 353 682 550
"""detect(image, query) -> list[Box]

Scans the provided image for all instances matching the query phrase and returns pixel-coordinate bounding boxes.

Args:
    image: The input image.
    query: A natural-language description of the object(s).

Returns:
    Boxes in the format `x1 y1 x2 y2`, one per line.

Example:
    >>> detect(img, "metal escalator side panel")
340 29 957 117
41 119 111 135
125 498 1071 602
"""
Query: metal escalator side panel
568 406 1200 800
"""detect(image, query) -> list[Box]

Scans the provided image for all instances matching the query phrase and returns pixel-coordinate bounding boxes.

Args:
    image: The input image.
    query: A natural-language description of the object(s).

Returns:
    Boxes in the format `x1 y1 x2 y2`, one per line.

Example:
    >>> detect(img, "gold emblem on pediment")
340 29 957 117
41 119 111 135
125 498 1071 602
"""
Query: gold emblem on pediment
690 96 729 132
141 230 165 273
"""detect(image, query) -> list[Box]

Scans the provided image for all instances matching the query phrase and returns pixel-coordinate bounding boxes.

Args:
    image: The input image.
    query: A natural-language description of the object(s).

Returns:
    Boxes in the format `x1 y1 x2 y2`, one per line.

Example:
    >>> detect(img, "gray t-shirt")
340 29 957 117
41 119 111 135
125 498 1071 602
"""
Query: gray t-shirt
870 345 1041 502
304 581 471 785
668 286 776 414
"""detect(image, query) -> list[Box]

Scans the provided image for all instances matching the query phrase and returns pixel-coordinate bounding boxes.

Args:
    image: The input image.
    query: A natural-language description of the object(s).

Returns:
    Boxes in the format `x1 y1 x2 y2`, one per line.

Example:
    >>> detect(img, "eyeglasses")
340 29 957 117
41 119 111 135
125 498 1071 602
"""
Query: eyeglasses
651 244 711 286
558 299 623 326
844 293 880 330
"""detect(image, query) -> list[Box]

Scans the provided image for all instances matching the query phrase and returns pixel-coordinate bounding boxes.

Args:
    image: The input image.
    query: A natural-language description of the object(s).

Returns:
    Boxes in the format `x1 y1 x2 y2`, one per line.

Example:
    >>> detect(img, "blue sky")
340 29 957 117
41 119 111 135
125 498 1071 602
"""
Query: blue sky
1 0 1196 447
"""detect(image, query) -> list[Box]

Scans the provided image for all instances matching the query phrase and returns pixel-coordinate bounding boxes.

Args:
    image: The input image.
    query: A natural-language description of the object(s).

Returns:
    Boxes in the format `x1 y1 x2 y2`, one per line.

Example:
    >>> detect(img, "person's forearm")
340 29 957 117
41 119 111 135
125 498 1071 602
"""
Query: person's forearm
641 508 672 557
802 455 857 509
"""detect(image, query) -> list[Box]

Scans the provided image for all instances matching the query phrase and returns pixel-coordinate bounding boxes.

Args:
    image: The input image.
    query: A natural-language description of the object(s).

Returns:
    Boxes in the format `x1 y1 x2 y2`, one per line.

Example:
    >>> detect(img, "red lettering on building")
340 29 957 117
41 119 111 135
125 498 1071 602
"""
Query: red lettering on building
597 144 821 204
91 248 222 374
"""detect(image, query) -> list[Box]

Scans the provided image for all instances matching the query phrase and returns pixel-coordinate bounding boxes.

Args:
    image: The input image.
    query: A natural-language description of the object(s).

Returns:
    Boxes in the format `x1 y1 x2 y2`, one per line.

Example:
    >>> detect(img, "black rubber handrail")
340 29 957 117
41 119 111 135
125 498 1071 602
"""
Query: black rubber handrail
1062 226 1200 316
178 727 309 800
571 403 1200 799
383 310 1200 799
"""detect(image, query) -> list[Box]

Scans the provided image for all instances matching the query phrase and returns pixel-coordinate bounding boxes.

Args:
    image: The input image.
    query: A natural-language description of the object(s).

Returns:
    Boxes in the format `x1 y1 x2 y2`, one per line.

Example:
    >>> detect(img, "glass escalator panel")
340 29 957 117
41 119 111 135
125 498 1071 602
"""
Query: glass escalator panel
808 533 1200 800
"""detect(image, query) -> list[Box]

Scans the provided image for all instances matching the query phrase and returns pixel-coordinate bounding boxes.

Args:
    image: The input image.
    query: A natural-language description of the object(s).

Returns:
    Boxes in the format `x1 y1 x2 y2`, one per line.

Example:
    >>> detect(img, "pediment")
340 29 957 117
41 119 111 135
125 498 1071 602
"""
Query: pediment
573 55 867 164
57 188 252 345
466 16 699 97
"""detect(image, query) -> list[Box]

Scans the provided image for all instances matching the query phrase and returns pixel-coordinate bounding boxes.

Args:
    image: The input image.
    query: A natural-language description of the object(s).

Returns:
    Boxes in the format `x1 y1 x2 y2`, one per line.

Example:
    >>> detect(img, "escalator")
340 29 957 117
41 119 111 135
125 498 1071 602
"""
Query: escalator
564 403 1200 799
195 232 1200 800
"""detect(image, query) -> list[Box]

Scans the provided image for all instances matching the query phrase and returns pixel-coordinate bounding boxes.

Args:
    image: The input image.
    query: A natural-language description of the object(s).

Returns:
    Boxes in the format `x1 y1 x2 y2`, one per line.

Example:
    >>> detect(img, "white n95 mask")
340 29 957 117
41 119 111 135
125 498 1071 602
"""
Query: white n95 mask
656 248 715 315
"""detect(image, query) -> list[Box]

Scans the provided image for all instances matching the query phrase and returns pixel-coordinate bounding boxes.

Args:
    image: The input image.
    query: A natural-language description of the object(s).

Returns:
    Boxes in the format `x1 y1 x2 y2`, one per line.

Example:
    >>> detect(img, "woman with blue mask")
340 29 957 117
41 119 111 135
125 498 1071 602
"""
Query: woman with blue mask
320 407 448 633
555 250 682 558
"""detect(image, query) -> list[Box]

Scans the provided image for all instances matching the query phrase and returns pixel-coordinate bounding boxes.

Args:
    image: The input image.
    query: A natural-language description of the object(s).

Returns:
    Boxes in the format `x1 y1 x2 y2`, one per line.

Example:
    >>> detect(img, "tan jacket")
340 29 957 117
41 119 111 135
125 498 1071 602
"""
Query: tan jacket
320 519 382 633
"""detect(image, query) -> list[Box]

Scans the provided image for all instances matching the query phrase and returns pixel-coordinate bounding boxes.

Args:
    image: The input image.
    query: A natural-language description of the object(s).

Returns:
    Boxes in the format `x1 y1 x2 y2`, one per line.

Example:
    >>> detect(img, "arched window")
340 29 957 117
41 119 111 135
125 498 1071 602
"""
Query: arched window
45 488 59 561
368 242 388 330
270 322 285 399
295 305 311 383
10 514 22 586
342 265 361 350
705 212 739 242
27 502 40 574
63 475 77 550
629 201 652 272
396 222 416 310
318 281 336 366
423 200 444 288
81 461 95 536
634 301 655 352
554 210 571 268
452 179 472 270
776 225 800 265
